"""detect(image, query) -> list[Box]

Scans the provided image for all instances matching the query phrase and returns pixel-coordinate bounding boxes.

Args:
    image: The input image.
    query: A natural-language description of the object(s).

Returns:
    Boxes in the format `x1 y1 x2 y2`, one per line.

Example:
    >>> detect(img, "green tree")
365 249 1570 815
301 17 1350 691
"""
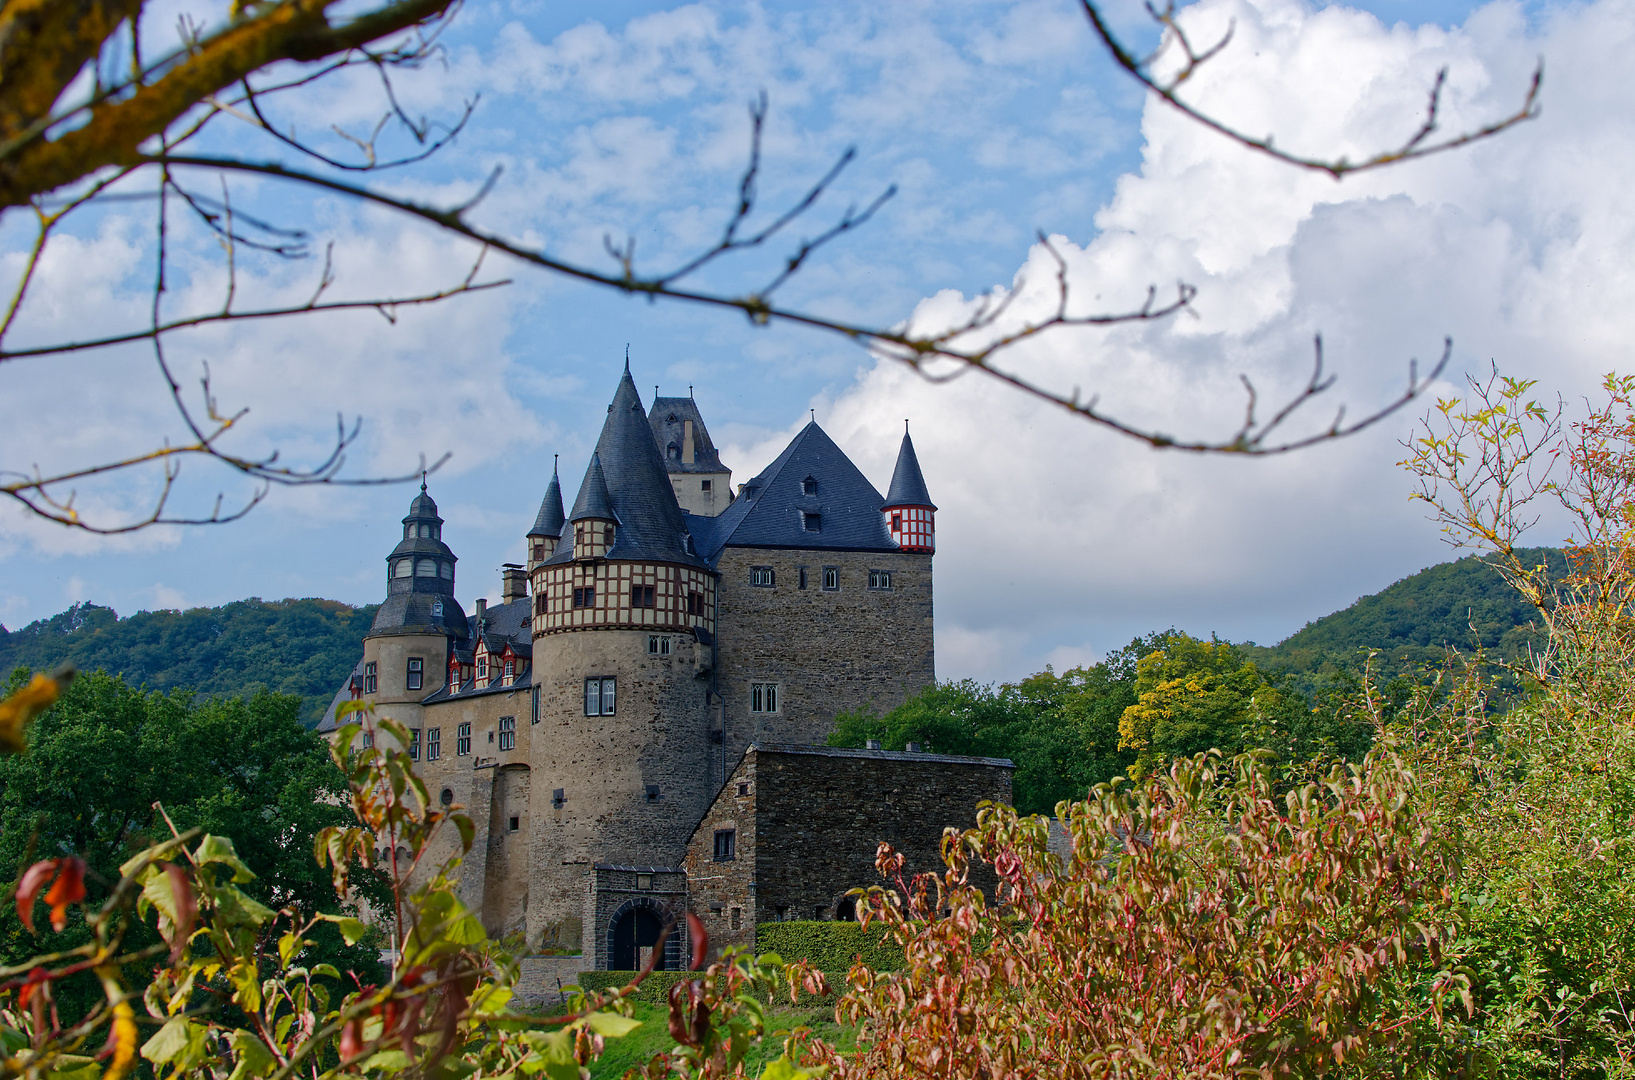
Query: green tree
0 669 385 1014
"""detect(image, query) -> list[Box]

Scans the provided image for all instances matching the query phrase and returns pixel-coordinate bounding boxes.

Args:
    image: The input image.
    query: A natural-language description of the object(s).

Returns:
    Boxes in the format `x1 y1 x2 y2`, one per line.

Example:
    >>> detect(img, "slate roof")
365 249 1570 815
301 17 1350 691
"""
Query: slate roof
884 430 936 509
692 422 896 559
567 453 617 523
650 396 728 474
528 466 566 538
315 661 363 733
545 370 709 569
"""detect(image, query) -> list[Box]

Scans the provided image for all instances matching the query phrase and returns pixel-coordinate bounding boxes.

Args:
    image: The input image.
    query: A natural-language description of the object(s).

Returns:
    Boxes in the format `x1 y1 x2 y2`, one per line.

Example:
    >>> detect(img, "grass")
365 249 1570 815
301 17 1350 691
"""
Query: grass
586 998 860 1078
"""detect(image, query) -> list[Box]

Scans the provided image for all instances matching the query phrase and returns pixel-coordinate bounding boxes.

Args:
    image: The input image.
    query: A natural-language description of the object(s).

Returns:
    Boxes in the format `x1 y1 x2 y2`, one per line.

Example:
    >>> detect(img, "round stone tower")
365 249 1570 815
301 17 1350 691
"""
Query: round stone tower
525 367 718 954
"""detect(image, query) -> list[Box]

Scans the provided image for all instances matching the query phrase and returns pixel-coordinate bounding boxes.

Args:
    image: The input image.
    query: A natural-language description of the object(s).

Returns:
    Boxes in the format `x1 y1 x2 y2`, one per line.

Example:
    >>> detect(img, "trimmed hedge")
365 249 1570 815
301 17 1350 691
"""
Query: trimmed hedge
573 968 849 1006
755 921 902 972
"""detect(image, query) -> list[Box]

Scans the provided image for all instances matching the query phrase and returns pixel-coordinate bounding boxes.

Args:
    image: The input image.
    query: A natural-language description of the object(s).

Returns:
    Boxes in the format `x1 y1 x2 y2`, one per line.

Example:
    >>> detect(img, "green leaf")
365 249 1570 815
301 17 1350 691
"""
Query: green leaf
141 1017 194 1064
226 1031 276 1080
584 1011 643 1038
215 884 276 927
329 916 368 945
45 1056 101 1080
0 1026 28 1053
759 1054 828 1080
195 835 256 883
311 963 341 980
471 984 514 1016
360 1050 412 1073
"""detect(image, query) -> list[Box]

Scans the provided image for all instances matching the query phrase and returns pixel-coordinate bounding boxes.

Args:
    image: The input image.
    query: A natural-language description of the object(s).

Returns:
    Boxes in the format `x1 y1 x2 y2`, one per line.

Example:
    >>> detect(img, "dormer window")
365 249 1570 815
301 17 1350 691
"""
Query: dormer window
802 476 817 496
802 512 821 532
667 443 681 460
477 656 488 681
502 659 515 684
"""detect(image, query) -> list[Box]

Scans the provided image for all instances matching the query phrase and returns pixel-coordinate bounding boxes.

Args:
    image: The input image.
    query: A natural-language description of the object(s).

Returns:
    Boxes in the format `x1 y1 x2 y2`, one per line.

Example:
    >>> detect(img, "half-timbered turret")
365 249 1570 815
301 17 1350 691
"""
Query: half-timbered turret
883 423 935 553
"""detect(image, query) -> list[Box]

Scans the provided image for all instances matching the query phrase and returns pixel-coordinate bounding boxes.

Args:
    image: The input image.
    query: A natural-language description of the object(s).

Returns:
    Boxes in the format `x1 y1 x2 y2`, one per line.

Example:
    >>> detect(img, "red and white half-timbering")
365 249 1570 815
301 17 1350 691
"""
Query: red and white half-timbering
886 505 934 552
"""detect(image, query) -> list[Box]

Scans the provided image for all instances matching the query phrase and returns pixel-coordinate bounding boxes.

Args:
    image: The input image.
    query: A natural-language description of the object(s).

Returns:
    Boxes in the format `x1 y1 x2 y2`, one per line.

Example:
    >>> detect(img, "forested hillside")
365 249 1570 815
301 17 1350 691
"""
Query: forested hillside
0 599 376 728
1252 547 1565 675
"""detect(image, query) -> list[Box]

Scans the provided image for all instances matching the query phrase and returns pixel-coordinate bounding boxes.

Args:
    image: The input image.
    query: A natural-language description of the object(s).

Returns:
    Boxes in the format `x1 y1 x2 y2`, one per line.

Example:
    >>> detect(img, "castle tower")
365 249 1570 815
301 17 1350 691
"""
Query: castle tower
525 366 718 964
883 424 936 553
526 461 565 571
650 393 733 516
357 483 466 745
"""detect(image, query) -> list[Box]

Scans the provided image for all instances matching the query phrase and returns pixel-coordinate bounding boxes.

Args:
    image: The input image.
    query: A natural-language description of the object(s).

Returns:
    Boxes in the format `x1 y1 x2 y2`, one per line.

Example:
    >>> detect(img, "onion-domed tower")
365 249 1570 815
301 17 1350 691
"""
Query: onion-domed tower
882 423 936 552
358 482 466 741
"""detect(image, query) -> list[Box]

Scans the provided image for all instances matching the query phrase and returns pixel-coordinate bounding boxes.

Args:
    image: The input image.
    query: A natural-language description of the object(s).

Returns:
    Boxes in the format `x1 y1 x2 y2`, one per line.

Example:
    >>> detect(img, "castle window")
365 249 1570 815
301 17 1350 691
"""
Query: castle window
552 788 565 809
440 788 454 807
869 570 893 590
798 567 808 590
364 661 378 694
575 525 584 549
585 677 616 716
822 566 839 591
361 730 374 750
714 829 736 861
802 512 821 532
477 656 488 681
802 476 817 496
730 907 741 930
648 635 671 656
407 657 424 691
456 723 471 756
573 586 596 608
407 729 420 761
891 512 902 531
737 782 750 797
687 591 705 615
419 523 430 538
498 716 515 751
631 584 655 608
535 594 547 616
750 567 775 587
532 685 541 725
532 542 545 561
751 683 779 714
427 727 441 760
667 442 681 460
394 560 412 578
502 659 515 685
439 562 453 579
701 479 711 492
416 558 436 576
507 815 520 832
603 525 614 546
449 664 461 691
645 785 660 803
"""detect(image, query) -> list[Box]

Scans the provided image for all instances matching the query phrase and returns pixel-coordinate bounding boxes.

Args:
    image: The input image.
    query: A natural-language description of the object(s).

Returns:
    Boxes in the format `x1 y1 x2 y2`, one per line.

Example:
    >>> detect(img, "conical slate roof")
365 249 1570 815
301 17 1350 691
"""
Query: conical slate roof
568 453 616 523
884 429 936 509
529 465 566 538
546 368 709 568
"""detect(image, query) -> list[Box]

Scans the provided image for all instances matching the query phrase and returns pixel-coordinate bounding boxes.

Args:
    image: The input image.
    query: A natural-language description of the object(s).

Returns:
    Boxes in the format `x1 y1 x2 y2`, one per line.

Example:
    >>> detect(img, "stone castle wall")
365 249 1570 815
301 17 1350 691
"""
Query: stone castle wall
714 548 934 757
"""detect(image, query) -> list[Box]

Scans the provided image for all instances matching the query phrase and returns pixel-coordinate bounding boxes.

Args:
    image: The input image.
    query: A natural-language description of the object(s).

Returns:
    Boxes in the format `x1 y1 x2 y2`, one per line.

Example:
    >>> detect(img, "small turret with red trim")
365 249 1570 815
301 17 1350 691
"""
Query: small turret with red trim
883 421 935 553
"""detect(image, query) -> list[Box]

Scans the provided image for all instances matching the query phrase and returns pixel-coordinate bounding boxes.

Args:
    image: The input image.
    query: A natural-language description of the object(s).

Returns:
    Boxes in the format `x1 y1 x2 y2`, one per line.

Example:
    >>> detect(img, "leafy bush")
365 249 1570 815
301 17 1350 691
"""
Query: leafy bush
755 921 902 972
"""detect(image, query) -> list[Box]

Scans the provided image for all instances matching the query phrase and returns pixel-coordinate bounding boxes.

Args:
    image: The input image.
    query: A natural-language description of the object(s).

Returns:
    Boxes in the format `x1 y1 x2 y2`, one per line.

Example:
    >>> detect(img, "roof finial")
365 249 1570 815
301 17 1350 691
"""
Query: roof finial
904 419 910 434
421 470 428 493
553 453 559 478
655 385 659 401
689 384 694 399
624 344 630 373
811 409 816 424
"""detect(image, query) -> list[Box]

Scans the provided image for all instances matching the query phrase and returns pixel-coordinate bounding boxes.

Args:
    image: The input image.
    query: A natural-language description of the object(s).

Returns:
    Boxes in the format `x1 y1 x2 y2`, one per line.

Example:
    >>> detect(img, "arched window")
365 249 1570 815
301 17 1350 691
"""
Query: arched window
393 560 412 578
439 562 453 579
416 559 437 576
418 523 431 538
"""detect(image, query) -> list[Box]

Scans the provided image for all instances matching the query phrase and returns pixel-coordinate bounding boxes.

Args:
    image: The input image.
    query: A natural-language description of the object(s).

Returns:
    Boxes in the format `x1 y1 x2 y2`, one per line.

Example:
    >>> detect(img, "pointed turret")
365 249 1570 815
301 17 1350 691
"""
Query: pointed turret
568 452 617 558
528 459 566 569
883 423 935 553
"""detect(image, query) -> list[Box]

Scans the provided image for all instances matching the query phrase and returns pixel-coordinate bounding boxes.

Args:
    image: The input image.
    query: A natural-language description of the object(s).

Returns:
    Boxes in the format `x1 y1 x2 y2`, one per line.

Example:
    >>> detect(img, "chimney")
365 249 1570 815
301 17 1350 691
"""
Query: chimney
683 419 695 464
501 565 528 605
905 741 922 753
865 739 881 751
475 597 487 622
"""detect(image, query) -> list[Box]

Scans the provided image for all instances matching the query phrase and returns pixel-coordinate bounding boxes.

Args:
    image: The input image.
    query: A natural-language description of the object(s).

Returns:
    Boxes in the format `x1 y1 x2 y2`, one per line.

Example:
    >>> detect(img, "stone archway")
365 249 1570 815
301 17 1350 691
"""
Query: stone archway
606 896 684 971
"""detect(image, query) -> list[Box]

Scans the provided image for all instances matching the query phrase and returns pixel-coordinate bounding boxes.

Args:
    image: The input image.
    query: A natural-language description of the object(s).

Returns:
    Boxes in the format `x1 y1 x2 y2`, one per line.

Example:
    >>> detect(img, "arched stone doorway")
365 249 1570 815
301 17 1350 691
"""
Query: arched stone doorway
607 898 676 971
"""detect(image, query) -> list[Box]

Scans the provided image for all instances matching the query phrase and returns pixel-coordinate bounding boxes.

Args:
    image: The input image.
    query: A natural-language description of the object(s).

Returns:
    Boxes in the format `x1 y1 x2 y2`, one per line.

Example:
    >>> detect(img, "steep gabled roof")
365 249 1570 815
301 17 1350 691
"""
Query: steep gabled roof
528 465 566 538
884 429 936 510
650 396 727 474
695 422 895 559
546 369 709 568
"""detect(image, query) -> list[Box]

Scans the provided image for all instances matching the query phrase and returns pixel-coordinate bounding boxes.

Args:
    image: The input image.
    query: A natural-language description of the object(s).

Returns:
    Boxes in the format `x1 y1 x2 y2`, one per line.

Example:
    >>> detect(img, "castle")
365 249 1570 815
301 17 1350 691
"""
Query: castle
319 364 1012 969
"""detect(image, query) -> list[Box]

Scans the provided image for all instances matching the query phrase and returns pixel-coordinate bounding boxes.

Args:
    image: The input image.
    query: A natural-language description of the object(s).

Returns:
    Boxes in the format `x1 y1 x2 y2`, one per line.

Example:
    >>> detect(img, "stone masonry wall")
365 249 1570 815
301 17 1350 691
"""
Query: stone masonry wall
525 629 715 951
751 746 1010 924
682 757 759 960
714 549 933 761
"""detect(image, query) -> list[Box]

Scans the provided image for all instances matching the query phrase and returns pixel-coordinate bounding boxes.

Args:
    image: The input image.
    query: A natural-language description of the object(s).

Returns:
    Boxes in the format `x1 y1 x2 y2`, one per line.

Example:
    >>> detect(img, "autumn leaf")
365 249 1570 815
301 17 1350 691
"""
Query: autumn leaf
15 859 58 933
0 670 71 754
43 857 86 931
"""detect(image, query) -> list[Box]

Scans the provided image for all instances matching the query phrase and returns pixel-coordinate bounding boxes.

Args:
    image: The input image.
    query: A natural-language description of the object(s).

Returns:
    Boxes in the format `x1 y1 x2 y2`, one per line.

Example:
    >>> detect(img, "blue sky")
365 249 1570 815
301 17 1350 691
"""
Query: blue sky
3 0 1629 681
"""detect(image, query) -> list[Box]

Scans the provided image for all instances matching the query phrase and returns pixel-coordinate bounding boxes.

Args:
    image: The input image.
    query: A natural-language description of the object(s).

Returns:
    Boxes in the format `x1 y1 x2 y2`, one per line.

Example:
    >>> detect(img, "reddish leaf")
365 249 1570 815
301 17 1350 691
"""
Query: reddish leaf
339 1018 364 1061
667 979 709 1047
686 911 708 971
15 860 57 934
16 967 49 1010
161 862 197 958
43 857 85 932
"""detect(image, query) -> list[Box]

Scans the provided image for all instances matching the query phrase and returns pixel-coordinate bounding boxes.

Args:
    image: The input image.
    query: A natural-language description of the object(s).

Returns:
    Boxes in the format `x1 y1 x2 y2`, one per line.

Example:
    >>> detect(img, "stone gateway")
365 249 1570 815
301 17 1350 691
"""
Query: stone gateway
318 362 1012 967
